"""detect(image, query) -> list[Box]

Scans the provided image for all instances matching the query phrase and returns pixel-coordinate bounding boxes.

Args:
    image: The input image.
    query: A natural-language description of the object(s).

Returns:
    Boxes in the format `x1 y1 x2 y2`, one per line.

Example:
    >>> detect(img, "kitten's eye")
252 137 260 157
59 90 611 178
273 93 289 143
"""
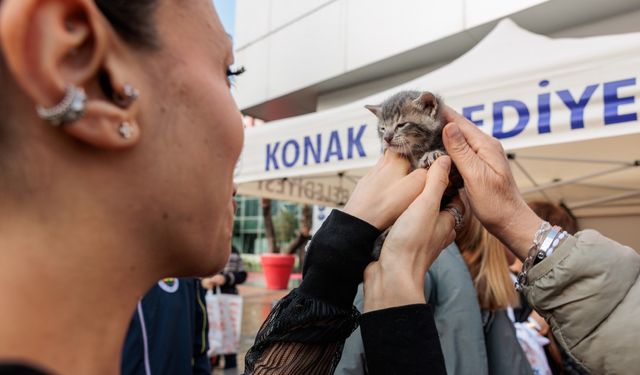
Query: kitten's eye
397 122 409 129
380 127 386 132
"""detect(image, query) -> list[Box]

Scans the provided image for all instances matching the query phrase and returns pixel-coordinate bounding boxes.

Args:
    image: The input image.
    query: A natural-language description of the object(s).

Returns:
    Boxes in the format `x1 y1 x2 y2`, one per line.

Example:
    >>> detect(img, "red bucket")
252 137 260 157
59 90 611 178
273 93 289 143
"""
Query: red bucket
260 253 295 290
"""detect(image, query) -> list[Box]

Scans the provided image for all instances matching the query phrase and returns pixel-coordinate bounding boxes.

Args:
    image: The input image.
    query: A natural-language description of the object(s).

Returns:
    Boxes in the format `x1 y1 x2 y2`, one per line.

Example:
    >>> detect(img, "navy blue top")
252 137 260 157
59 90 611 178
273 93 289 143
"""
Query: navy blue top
121 278 210 375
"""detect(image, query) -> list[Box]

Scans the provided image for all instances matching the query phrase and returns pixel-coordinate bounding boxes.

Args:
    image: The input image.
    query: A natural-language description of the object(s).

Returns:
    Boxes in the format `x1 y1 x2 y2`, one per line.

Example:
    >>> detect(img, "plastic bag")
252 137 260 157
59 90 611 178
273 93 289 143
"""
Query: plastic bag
206 287 243 356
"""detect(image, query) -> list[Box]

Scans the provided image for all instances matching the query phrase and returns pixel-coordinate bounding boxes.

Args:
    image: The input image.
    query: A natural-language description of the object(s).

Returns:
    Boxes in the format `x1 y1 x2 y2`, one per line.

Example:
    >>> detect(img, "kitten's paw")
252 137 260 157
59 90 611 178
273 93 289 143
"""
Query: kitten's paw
419 150 447 168
418 155 430 169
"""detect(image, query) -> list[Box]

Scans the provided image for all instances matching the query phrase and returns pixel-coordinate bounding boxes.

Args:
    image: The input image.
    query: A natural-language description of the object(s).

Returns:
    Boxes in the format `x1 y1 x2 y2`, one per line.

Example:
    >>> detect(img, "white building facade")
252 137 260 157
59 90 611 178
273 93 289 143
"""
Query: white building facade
234 0 640 120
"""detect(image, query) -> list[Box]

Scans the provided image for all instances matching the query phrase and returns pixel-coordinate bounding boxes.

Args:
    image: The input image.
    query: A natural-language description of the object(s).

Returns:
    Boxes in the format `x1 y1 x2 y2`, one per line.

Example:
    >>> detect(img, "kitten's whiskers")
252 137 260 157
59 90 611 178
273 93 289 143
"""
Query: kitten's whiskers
397 138 411 157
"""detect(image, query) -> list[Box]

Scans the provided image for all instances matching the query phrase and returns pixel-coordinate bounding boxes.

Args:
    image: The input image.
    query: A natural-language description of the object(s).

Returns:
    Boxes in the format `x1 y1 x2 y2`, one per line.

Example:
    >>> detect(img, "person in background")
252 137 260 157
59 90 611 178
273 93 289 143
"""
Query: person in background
337 238 489 375
202 246 247 369
457 216 534 375
121 278 210 375
517 202 589 375
440 106 640 374
481 222 553 375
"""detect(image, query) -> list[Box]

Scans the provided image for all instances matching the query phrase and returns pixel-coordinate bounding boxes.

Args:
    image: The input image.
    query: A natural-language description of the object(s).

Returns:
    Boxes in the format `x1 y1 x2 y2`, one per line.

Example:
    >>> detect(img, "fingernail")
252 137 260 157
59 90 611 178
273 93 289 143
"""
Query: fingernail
440 155 451 170
446 124 461 139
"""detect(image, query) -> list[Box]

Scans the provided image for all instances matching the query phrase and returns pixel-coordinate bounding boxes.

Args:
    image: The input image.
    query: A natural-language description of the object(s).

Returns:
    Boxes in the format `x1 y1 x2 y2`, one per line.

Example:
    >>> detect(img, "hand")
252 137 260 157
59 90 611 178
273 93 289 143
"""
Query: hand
529 311 550 336
343 151 428 230
441 106 542 260
201 274 226 289
363 156 463 312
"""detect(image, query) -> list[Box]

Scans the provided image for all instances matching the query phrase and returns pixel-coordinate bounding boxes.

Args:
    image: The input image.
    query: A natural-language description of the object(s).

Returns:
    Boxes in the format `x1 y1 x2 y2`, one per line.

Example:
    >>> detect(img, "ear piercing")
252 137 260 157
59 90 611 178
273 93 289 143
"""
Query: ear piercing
118 122 134 139
113 84 139 109
37 83 139 140
36 84 87 126
112 84 139 140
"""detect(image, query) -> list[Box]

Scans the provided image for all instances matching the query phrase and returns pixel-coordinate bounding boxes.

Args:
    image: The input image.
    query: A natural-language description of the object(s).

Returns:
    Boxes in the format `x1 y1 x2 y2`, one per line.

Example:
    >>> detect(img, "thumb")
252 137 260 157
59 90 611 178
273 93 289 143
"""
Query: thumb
416 156 451 212
443 123 481 179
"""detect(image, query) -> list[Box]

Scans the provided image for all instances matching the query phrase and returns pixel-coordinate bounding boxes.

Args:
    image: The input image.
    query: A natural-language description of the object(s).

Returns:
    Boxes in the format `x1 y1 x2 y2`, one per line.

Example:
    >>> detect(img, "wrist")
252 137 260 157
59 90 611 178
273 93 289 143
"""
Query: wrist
341 206 382 230
362 263 425 313
498 204 544 260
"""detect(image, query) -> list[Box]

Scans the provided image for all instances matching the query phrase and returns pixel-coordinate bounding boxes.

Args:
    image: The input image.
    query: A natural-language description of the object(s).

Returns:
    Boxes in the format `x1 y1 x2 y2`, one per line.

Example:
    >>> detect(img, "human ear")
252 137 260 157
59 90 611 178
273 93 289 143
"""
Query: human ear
0 0 141 149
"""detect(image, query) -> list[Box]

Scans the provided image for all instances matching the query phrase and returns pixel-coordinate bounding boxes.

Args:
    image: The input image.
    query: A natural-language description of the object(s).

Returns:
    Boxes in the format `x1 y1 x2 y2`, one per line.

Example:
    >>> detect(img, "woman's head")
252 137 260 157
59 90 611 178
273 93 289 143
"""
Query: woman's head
0 0 243 277
528 201 578 235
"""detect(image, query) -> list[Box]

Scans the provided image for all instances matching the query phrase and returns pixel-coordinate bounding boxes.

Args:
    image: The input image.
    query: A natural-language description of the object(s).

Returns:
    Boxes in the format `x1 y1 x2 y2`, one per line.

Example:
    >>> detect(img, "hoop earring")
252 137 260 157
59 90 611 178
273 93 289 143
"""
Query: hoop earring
113 84 139 109
36 84 87 127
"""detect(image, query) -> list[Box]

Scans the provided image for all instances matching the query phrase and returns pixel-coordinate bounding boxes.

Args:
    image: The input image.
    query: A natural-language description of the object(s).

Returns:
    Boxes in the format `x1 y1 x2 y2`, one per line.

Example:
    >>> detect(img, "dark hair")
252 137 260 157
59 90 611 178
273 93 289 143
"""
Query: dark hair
95 0 159 47
528 201 579 235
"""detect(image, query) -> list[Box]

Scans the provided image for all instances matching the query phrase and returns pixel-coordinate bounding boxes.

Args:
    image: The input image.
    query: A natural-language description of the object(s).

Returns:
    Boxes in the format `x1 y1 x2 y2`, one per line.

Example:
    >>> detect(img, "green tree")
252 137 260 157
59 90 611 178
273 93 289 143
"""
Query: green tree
261 198 279 253
274 208 298 245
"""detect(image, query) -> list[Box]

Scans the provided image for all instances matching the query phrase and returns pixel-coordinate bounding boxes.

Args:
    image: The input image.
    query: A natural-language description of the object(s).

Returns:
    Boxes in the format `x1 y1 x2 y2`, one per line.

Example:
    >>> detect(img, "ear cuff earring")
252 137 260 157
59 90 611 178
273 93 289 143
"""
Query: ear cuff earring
36 84 87 126
37 83 140 141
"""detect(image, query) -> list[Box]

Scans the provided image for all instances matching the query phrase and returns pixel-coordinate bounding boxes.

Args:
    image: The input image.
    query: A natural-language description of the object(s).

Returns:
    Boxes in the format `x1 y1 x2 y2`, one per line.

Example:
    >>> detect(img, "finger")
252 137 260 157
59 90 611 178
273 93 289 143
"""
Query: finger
442 105 492 152
387 168 428 214
417 156 451 212
441 105 467 123
436 210 457 246
368 168 428 230
447 195 465 217
438 210 456 233
399 167 428 192
446 228 456 245
459 188 468 204
457 190 472 223
443 123 484 180
380 149 412 173
444 196 465 230
369 151 411 183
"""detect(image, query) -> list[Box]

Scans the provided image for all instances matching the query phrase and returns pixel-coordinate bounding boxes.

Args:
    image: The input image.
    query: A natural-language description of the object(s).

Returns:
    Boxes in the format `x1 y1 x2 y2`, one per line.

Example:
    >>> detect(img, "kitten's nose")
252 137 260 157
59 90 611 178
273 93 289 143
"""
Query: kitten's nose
384 133 394 143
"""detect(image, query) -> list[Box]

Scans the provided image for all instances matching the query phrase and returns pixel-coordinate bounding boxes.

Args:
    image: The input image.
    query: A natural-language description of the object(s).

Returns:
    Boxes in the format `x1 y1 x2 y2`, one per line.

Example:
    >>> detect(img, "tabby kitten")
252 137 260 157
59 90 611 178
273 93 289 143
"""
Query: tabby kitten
366 90 464 257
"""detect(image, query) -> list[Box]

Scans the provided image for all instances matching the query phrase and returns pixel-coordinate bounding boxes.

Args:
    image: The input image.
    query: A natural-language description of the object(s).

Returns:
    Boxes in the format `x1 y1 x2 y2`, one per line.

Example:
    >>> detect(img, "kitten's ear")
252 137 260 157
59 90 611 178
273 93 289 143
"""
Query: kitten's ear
365 104 382 117
413 92 438 117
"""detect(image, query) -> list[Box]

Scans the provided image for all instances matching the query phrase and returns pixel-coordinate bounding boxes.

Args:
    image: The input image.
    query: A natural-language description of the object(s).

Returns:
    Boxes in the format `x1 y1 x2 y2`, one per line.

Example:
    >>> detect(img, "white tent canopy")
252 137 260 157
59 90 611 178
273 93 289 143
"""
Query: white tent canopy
236 19 640 218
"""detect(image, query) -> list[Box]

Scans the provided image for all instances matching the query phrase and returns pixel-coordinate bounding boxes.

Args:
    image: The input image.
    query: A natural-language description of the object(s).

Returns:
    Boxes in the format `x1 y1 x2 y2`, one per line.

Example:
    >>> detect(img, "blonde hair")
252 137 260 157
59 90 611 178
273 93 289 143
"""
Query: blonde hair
457 217 518 310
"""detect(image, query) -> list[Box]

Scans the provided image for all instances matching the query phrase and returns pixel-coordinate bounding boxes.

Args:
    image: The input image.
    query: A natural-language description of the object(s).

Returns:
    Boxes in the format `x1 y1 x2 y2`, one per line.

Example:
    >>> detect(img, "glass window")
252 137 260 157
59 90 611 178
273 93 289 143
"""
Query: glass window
245 198 259 217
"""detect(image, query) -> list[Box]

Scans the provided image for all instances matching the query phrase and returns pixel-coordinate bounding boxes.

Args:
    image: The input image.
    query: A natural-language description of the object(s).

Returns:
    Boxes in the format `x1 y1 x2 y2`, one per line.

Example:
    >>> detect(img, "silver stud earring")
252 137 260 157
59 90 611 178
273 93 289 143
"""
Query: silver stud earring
36 84 87 127
118 121 133 139
118 122 134 139
113 84 139 108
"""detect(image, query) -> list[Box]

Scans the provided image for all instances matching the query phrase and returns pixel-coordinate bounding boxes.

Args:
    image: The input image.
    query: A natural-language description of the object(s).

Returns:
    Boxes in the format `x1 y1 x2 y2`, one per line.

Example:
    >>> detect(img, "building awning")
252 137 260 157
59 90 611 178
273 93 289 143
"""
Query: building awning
235 19 640 218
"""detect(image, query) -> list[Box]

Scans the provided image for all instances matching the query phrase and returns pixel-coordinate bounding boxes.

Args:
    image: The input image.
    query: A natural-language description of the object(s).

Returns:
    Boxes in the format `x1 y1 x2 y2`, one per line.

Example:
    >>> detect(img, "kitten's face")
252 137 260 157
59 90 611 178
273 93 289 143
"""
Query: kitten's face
366 91 444 158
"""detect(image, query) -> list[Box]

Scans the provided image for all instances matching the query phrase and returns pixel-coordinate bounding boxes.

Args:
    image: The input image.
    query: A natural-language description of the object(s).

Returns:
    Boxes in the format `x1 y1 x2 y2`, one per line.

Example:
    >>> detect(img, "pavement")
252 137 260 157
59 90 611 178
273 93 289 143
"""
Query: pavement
211 272 300 375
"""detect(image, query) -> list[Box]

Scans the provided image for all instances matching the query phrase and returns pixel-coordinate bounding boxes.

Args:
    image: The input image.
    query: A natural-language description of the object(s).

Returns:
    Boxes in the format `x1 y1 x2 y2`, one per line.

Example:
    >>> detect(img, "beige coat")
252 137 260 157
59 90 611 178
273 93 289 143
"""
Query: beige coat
523 230 640 375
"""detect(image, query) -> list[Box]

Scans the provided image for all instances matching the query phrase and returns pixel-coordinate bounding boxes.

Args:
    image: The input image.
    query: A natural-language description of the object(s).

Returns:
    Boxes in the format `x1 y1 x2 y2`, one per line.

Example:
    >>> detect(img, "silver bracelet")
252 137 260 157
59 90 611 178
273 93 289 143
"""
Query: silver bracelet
537 226 560 260
516 223 567 292
546 231 567 258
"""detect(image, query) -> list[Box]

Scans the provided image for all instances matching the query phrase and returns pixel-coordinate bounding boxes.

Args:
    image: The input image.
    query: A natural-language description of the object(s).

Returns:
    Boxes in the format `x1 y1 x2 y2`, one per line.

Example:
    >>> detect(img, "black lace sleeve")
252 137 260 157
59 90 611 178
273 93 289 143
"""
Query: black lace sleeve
244 210 381 374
